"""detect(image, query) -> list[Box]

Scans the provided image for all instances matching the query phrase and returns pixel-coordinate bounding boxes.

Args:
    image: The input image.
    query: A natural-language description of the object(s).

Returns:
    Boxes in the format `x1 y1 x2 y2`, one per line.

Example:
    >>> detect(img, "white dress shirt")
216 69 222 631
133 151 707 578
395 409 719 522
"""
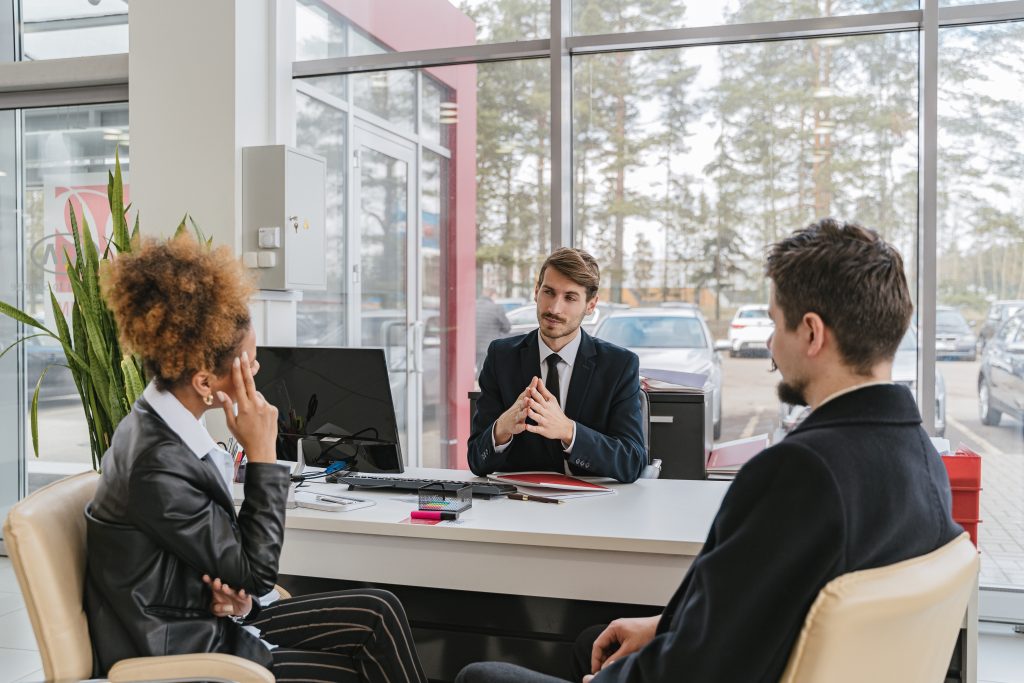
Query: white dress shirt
143 382 234 494
493 330 581 470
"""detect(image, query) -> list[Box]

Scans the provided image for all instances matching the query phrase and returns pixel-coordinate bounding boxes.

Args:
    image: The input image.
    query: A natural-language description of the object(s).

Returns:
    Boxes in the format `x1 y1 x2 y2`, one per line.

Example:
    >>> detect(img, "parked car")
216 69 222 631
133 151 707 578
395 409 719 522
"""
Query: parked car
978 310 1024 428
978 299 1024 353
726 304 773 358
504 303 629 338
593 307 722 439
935 306 977 361
494 297 528 312
776 328 946 437
1 333 78 401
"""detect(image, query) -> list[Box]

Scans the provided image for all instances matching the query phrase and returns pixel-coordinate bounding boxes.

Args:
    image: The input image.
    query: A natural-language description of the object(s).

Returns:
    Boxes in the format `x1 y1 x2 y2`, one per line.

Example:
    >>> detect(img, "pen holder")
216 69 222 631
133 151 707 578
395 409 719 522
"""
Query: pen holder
417 482 472 513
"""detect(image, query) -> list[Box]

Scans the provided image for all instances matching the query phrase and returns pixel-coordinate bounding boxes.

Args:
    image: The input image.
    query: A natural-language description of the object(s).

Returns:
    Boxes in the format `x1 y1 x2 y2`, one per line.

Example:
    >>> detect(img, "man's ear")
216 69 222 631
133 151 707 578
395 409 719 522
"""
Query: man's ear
803 313 827 357
586 294 599 314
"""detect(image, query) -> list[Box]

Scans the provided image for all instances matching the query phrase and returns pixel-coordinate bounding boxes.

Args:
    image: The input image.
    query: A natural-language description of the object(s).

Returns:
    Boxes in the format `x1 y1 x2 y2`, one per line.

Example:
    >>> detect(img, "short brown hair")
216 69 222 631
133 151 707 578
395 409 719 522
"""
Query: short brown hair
766 218 913 374
100 235 256 390
535 248 600 301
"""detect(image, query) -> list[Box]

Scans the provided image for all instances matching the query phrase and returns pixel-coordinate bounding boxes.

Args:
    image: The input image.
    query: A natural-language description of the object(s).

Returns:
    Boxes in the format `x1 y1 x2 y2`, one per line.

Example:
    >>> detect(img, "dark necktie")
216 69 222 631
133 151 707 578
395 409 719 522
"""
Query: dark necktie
545 353 561 406
544 353 566 472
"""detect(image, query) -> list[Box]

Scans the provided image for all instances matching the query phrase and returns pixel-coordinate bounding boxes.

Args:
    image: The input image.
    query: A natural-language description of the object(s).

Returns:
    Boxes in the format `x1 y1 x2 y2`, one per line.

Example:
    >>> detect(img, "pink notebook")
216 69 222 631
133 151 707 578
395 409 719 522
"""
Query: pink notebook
488 471 611 491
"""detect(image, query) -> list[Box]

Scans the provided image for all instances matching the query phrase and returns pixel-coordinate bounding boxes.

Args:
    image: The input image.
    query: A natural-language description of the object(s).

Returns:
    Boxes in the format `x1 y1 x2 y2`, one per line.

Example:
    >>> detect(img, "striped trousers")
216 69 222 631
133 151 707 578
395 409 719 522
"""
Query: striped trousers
248 588 427 683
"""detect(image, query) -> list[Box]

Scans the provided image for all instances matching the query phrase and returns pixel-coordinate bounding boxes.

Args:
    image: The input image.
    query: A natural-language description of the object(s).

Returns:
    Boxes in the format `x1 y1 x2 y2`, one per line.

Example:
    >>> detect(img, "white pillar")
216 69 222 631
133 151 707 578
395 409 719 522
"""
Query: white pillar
128 0 295 250
129 0 298 347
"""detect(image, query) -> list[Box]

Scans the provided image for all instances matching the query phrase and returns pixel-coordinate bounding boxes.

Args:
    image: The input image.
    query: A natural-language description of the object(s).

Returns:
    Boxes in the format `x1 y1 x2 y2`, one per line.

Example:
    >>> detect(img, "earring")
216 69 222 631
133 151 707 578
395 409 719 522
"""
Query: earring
203 393 214 406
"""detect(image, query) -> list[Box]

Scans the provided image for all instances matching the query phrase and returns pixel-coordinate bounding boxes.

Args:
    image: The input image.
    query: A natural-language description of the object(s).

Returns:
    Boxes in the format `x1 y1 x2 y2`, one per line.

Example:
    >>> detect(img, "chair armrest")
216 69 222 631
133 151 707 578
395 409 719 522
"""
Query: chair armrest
640 459 662 479
108 653 274 683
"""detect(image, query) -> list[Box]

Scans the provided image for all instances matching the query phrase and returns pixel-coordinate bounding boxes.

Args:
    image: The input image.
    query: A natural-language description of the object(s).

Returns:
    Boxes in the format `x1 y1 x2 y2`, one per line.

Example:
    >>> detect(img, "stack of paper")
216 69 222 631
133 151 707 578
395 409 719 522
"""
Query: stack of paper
639 368 708 394
706 434 770 478
488 472 617 500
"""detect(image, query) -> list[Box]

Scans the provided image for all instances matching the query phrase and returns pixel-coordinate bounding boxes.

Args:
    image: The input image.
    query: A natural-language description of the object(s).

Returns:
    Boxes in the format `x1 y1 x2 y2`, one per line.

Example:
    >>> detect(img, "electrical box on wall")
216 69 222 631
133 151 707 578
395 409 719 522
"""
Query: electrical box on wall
242 145 327 291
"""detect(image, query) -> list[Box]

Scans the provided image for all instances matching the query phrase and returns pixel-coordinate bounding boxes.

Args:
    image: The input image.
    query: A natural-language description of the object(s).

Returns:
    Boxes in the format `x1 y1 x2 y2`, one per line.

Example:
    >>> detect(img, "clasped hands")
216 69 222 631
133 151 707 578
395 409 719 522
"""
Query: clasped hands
494 376 574 448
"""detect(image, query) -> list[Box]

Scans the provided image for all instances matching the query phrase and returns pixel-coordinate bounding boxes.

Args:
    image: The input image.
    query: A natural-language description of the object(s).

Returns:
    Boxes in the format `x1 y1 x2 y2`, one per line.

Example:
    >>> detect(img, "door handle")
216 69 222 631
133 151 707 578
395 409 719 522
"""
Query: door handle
411 320 425 374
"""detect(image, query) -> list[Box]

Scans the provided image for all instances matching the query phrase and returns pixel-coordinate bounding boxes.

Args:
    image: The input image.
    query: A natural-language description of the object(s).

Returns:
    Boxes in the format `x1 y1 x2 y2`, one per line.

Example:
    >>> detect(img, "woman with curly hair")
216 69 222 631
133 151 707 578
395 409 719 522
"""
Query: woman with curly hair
85 236 427 683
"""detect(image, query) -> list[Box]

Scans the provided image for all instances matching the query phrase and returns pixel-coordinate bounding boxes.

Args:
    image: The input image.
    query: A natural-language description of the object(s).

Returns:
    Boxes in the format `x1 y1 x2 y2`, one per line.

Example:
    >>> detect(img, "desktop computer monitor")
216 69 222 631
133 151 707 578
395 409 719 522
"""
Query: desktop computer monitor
254 346 403 473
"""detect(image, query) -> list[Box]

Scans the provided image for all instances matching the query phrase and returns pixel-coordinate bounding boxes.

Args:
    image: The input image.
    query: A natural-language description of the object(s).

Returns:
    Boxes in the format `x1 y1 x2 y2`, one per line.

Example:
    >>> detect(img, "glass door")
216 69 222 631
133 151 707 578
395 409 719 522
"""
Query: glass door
351 125 422 466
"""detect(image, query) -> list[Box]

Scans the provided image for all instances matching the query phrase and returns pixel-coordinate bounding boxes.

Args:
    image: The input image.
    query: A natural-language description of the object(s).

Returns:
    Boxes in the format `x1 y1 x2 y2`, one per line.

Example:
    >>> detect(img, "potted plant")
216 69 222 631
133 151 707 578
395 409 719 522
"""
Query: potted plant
0 151 209 471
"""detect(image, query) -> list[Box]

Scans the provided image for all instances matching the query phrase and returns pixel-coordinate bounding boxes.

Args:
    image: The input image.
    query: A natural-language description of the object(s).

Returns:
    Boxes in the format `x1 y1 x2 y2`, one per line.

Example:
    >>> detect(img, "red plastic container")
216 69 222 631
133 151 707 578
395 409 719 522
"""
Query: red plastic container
941 446 982 547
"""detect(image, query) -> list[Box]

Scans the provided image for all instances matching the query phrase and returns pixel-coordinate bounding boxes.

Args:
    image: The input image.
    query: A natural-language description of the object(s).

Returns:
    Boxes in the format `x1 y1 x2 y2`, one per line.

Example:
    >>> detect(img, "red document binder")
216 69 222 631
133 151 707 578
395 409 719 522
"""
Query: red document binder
488 471 611 491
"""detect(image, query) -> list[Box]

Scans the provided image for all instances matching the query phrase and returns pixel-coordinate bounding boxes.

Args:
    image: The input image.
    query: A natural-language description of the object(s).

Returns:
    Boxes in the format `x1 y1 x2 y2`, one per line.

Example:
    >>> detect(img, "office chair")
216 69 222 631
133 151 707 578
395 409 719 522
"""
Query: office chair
638 388 662 479
2 471 287 683
779 532 977 683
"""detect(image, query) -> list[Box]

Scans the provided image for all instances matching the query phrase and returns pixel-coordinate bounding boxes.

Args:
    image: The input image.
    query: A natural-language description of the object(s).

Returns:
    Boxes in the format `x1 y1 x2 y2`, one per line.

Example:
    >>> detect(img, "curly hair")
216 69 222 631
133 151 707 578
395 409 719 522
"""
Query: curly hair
100 236 256 390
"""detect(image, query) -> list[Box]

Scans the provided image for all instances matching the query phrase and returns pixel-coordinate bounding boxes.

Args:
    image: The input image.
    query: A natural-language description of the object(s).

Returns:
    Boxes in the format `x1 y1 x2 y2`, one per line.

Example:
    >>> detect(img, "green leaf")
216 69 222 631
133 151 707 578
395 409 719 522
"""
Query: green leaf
175 214 189 239
48 288 87 370
0 333 53 363
121 356 145 405
0 300 57 337
30 365 52 457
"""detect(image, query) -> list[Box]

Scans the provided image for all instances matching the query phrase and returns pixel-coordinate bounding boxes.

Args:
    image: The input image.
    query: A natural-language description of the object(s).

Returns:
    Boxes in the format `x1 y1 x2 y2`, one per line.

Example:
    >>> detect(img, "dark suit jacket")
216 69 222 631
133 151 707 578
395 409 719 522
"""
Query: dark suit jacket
596 383 962 682
84 398 290 674
468 329 646 483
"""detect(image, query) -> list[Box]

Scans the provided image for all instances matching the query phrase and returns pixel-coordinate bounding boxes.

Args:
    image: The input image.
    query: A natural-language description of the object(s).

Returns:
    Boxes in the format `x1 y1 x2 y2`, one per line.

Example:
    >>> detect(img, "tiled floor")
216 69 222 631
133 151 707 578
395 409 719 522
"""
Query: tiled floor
0 556 1019 683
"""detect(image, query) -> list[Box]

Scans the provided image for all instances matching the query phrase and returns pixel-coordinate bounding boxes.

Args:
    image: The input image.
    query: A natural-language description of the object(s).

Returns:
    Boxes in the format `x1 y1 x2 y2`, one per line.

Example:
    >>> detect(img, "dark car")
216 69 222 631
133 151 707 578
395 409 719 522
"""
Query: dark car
978 300 1024 353
935 306 977 361
978 310 1024 428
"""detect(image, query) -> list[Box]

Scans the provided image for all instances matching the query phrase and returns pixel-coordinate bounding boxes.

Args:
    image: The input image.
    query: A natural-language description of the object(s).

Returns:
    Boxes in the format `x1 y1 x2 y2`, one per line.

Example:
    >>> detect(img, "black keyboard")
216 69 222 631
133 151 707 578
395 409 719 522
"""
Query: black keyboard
327 473 516 499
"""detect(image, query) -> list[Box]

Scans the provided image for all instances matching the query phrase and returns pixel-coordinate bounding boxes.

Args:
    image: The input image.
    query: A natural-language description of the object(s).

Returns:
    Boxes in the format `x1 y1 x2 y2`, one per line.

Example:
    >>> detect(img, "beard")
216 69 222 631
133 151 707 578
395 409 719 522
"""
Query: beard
538 310 585 340
776 378 809 407
771 356 809 406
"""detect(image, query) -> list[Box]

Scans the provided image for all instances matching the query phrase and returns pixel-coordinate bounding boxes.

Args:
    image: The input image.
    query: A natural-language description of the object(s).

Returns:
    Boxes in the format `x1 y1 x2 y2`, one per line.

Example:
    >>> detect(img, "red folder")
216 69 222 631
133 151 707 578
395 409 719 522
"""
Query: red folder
488 471 611 491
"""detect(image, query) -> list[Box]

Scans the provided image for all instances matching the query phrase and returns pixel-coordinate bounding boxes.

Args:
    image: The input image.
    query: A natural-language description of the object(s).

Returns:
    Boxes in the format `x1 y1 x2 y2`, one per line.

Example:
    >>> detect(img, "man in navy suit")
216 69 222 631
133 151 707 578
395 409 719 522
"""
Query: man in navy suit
468 248 646 484
458 220 962 683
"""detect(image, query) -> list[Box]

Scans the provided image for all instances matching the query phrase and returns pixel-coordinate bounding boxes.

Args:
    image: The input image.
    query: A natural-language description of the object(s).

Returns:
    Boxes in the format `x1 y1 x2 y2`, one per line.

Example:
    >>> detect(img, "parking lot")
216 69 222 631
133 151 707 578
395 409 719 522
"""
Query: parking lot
719 354 1024 588
30 353 1024 588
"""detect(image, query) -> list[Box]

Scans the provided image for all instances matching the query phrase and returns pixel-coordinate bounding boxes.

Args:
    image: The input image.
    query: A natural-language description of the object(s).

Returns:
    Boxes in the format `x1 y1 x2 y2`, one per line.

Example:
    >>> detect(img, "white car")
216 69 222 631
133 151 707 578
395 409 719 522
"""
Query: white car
727 305 774 357
594 307 723 439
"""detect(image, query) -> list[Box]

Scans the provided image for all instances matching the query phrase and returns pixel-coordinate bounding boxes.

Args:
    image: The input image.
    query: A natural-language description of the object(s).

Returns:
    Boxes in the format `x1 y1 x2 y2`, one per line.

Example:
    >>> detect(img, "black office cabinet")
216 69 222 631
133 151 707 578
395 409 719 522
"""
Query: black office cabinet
648 391 711 480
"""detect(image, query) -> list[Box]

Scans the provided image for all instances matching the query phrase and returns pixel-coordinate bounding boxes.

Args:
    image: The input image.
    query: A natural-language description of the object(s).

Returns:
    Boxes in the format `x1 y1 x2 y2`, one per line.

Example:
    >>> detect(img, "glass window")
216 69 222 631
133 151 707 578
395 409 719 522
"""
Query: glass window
572 0 918 35
15 103 129 486
293 59 550 469
295 0 548 57
296 93 347 348
939 21 1024 592
21 0 129 60
575 32 919 445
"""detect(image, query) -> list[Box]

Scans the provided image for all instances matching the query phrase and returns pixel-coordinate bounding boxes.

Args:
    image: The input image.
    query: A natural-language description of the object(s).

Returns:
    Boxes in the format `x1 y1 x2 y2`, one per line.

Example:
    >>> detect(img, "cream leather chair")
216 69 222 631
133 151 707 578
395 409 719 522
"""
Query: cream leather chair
780 532 978 683
3 470 286 683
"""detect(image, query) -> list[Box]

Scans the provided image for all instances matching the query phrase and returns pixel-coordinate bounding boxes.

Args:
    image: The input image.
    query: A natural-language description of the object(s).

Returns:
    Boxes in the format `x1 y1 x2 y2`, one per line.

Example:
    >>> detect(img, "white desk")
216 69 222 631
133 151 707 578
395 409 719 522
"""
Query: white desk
268 467 975 683
278 468 730 607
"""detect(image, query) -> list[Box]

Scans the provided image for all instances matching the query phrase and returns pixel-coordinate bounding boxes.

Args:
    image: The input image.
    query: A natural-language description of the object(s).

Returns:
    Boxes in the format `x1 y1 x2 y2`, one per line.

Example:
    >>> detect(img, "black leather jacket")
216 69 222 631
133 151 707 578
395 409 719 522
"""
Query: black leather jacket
84 398 290 675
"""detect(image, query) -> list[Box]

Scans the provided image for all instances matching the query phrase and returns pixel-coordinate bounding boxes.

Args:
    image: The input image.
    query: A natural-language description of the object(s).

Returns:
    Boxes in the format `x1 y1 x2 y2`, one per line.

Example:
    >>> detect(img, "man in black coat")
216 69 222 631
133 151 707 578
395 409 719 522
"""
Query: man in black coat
468 248 646 484
458 218 962 683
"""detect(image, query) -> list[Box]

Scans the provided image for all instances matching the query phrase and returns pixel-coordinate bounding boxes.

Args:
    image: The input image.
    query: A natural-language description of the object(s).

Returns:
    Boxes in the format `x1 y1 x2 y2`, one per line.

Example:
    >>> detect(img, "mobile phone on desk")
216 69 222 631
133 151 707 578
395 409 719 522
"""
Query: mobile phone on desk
294 491 375 512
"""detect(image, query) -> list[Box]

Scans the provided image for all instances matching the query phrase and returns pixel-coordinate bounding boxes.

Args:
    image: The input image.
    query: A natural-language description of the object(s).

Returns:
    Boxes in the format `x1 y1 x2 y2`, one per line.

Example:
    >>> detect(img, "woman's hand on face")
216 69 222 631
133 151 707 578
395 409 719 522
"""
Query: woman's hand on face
216 350 278 464
202 574 253 619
